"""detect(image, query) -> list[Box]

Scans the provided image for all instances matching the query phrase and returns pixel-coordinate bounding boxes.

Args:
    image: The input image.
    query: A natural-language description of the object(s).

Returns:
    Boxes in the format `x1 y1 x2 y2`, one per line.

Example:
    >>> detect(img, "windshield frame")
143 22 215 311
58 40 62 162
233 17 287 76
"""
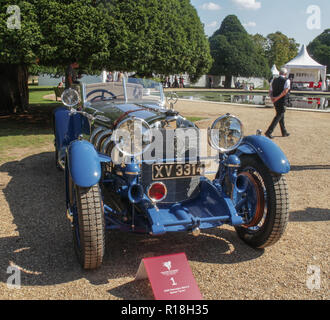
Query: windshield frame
80 77 165 108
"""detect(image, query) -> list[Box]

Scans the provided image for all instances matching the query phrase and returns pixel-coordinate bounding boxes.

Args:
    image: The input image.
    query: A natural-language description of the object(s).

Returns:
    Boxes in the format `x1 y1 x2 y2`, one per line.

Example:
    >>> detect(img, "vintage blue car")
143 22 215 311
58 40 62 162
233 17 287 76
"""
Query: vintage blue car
53 78 290 269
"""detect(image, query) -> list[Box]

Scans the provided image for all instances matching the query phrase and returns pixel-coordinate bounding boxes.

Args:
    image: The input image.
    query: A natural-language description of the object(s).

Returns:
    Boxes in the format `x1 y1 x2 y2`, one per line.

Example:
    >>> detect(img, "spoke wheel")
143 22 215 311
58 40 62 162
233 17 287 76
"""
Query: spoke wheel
234 155 289 248
235 171 265 228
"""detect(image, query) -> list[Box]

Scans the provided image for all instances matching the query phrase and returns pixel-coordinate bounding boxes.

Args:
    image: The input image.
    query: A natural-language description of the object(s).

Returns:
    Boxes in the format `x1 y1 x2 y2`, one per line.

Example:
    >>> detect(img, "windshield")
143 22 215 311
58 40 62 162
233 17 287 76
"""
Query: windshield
82 77 164 106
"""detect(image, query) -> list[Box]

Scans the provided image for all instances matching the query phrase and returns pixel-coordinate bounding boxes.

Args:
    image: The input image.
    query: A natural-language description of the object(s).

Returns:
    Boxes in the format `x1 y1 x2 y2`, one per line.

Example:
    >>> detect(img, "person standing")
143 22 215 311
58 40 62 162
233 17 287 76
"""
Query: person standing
65 59 79 89
265 68 290 139
208 76 213 88
106 72 113 82
179 75 184 88
173 76 179 88
117 71 124 82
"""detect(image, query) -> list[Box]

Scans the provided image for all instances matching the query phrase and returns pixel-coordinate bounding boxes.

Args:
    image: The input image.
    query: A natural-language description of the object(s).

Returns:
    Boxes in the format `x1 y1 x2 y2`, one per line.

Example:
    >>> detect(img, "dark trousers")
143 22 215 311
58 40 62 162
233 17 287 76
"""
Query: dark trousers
266 103 288 135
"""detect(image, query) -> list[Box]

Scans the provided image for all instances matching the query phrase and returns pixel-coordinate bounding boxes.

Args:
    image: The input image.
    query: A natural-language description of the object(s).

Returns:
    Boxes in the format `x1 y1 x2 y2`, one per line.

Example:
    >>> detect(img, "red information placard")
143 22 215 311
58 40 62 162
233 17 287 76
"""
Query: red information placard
135 252 202 300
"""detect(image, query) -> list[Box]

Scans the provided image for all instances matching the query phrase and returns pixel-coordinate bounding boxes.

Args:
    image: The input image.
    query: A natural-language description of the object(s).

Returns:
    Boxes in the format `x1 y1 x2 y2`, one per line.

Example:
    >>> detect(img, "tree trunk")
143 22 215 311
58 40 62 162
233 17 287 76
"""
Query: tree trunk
0 64 29 115
224 74 232 89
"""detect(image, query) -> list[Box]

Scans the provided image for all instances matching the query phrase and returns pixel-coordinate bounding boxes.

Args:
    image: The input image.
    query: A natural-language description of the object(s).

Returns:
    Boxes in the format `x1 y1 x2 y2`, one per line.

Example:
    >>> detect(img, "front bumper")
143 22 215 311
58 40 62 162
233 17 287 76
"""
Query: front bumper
145 178 243 235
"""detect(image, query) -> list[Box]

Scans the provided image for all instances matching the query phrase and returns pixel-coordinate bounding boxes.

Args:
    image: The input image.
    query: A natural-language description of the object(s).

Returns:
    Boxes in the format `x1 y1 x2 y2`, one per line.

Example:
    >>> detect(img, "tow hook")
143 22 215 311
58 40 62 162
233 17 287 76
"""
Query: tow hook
192 227 201 237
66 209 73 224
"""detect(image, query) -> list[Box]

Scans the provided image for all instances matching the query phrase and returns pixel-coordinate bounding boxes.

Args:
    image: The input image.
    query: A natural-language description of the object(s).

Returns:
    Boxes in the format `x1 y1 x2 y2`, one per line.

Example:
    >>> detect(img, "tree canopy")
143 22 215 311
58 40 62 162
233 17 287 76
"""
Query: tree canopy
0 0 212 76
250 32 300 71
0 1 41 65
0 0 212 113
102 0 212 80
266 32 299 70
209 15 270 88
307 29 330 71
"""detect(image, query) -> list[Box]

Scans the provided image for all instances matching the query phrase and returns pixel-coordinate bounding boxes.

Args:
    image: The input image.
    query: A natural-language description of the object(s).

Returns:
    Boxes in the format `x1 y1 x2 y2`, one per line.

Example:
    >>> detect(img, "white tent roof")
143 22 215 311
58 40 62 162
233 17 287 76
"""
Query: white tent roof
285 45 326 70
271 64 279 75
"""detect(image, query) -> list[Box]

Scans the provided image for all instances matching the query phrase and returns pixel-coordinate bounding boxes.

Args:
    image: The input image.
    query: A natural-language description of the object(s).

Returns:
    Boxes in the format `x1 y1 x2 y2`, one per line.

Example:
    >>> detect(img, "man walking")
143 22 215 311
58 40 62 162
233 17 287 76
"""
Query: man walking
265 67 290 139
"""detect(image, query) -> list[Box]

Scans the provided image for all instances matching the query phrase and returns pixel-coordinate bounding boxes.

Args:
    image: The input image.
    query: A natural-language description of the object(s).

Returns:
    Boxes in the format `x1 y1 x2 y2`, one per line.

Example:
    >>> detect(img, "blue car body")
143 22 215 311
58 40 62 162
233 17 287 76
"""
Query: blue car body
54 79 290 268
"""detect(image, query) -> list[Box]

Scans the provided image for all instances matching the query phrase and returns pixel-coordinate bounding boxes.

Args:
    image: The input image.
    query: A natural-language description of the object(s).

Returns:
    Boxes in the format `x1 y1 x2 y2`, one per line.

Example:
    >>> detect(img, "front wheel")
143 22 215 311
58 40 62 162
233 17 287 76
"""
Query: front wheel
69 176 105 269
234 155 289 248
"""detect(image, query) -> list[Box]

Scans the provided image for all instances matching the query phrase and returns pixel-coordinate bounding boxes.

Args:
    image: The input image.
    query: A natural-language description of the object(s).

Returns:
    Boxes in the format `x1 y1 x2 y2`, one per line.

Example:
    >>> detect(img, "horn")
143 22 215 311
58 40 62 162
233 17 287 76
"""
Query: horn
128 184 144 204
235 174 249 193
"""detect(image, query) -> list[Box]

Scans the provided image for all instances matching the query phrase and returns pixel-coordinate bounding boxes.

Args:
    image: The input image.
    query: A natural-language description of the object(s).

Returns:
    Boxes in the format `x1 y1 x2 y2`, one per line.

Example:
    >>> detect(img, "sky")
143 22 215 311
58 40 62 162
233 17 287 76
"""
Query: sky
191 0 330 47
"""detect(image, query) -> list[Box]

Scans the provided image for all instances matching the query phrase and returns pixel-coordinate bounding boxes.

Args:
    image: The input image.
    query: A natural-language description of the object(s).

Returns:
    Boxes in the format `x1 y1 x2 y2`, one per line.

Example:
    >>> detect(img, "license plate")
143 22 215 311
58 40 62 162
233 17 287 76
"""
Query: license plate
152 163 205 180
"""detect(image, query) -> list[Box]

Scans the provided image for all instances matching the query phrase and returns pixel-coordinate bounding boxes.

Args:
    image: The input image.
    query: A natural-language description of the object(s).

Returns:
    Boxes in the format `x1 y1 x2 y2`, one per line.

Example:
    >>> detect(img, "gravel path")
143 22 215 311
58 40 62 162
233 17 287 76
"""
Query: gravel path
0 100 329 300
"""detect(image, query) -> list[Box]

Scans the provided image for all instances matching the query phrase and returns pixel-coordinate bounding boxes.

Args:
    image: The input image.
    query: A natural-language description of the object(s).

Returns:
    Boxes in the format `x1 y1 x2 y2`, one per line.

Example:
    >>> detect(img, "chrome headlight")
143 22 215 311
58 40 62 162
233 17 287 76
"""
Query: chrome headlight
208 114 244 153
112 117 152 157
61 88 80 108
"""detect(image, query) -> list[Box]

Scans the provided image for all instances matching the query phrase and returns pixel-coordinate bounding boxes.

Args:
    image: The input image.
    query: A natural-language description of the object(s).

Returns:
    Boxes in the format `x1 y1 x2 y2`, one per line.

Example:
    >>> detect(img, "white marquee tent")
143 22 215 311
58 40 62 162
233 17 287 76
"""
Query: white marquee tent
284 45 327 90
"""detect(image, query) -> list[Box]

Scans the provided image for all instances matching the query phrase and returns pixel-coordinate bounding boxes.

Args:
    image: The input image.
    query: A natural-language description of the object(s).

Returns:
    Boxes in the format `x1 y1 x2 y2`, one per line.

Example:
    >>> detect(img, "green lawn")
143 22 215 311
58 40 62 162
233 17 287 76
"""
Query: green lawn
0 87 59 162
186 116 206 122
0 87 206 163
29 86 58 104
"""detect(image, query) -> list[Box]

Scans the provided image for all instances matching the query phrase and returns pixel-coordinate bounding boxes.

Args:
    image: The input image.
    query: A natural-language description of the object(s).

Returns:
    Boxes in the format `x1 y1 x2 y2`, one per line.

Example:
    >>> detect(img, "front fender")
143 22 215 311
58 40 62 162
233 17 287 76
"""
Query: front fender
68 140 110 188
236 135 290 174
54 107 82 151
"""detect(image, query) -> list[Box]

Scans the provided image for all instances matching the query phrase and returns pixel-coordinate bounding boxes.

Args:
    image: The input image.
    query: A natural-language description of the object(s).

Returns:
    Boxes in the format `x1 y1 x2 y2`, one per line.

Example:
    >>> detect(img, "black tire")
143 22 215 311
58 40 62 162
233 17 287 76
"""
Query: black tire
234 155 289 248
70 177 105 269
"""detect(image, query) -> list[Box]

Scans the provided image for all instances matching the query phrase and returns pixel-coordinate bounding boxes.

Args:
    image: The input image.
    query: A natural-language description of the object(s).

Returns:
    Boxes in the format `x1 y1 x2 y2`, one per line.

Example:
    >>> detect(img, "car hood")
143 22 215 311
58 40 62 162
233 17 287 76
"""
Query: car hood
85 101 167 128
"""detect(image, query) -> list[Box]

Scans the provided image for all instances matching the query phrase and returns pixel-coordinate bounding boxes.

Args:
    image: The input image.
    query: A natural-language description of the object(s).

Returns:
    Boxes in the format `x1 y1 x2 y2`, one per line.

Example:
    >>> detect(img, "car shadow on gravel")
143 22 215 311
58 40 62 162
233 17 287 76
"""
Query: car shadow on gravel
289 207 330 222
0 152 263 291
290 164 330 171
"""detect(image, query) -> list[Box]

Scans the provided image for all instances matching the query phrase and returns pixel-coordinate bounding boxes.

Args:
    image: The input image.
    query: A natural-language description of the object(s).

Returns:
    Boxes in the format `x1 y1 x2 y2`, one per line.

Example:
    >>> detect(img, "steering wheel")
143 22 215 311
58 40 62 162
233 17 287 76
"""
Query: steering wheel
86 89 117 102
166 92 179 105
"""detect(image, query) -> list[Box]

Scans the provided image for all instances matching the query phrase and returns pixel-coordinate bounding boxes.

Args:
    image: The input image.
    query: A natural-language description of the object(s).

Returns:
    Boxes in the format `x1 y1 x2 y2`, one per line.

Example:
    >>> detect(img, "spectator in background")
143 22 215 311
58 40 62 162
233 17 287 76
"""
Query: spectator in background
57 77 65 88
117 71 124 82
179 75 184 88
173 76 179 88
65 58 79 89
208 76 213 88
106 72 113 82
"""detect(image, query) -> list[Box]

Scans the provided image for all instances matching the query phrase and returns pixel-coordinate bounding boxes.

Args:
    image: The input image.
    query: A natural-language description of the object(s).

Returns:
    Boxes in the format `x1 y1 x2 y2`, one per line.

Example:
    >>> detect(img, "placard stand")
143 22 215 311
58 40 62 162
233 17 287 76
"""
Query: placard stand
135 252 202 300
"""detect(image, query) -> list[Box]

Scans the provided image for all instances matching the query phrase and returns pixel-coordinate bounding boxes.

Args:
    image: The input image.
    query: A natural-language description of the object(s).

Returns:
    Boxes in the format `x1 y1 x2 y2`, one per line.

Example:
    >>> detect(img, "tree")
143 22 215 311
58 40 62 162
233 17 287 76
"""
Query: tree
102 0 212 81
1 0 212 114
0 0 111 114
251 33 268 60
307 29 330 71
209 15 270 88
0 1 42 114
266 32 299 69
